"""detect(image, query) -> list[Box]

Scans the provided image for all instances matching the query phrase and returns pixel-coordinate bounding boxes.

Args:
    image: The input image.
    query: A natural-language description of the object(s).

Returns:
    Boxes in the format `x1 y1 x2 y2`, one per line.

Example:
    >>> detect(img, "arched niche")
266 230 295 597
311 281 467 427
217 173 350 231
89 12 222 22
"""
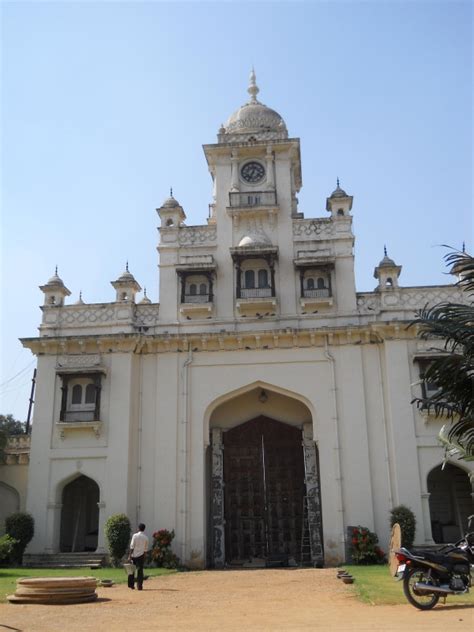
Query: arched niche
0 482 20 535
427 463 472 543
59 474 100 552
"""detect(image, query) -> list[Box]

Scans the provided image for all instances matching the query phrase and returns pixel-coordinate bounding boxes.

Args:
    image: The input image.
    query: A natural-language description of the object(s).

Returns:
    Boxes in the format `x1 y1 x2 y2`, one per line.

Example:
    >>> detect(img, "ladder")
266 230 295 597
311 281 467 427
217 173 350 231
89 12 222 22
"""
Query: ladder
300 495 312 566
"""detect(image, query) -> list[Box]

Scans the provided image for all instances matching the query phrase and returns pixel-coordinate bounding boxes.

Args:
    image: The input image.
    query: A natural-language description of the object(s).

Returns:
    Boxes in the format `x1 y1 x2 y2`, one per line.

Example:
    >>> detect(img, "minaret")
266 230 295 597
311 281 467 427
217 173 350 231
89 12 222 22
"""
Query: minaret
111 263 142 302
373 247 402 290
326 179 353 218
39 267 71 306
157 190 186 229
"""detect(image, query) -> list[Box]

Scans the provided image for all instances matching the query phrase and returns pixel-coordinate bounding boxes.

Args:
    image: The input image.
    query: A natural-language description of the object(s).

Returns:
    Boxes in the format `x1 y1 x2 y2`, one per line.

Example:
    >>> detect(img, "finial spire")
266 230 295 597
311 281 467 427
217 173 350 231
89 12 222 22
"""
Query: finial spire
336 177 340 188
248 68 259 103
55 265 58 276
170 187 173 197
462 241 466 253
79 290 82 300
144 287 148 298
384 245 387 257
126 260 129 272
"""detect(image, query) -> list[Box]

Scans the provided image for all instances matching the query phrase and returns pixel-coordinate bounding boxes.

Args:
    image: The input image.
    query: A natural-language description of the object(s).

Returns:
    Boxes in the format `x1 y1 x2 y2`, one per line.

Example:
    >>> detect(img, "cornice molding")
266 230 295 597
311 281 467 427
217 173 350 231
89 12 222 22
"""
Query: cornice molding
21 321 417 356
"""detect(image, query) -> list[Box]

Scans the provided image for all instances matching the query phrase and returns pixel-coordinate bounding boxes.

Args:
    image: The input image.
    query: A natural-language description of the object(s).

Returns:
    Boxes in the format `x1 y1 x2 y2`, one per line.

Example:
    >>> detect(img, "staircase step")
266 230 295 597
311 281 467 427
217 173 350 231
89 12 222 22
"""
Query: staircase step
23 553 107 569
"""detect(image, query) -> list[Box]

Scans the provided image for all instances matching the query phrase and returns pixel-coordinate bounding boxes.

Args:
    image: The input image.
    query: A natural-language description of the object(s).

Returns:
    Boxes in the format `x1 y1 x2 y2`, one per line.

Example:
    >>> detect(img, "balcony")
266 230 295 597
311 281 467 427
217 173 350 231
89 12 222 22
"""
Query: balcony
229 191 277 208
302 289 330 299
300 287 333 310
240 288 272 299
227 191 278 228
63 410 96 423
182 294 211 304
180 293 213 318
236 287 277 316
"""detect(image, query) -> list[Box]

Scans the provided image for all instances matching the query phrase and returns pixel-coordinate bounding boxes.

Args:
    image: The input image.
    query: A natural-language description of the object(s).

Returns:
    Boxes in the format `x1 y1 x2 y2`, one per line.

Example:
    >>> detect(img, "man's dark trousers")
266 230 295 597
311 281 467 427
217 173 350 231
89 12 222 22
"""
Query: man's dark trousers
128 554 145 589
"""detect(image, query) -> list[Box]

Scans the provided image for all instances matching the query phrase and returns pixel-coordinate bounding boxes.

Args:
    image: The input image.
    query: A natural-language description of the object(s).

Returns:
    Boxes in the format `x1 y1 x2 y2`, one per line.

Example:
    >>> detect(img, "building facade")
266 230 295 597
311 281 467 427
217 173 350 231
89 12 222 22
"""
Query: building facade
15 72 473 567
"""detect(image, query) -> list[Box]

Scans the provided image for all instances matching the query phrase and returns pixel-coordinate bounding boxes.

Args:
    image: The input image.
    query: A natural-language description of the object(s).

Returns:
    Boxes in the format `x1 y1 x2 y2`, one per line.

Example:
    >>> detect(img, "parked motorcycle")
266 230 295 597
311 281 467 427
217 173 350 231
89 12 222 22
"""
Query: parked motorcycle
395 515 474 610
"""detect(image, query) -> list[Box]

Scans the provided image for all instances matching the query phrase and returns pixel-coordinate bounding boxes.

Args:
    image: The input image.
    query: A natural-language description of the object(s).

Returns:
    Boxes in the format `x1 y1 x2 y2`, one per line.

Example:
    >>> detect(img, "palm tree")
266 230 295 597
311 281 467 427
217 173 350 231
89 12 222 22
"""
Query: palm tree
411 250 474 461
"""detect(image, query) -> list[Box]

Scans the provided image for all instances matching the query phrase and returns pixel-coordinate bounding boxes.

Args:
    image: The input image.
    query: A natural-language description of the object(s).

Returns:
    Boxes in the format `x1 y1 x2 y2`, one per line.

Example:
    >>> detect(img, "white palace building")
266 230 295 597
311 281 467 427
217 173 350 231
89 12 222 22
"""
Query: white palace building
3 71 473 567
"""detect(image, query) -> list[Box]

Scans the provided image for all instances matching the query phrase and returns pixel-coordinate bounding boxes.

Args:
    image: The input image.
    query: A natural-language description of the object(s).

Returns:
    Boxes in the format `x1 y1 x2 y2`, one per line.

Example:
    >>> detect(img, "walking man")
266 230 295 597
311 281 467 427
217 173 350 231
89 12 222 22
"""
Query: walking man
128 523 149 590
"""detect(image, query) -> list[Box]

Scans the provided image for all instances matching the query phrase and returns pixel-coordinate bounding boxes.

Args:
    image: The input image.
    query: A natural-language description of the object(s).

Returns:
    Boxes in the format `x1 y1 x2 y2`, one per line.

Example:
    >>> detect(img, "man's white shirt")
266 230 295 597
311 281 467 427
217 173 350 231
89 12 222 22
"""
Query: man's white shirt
130 531 148 558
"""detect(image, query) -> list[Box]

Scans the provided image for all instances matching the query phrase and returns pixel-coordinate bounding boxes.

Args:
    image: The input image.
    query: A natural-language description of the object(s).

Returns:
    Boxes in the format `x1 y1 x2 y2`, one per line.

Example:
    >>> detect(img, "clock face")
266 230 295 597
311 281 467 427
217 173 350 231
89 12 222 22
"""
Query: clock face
241 161 265 184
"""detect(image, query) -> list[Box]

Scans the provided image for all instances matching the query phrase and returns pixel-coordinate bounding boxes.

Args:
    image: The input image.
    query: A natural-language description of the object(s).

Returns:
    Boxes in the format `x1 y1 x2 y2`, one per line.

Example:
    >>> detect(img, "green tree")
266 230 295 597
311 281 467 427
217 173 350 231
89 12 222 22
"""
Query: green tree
411 250 474 460
0 414 26 461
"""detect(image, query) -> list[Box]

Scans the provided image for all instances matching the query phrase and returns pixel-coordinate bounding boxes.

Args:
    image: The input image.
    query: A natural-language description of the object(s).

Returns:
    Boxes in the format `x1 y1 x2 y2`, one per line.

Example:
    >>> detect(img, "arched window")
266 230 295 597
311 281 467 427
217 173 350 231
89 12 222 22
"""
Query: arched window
49 295 56 305
307 278 315 290
258 269 268 288
386 277 393 287
245 270 255 288
166 218 174 227
85 383 96 404
199 283 207 295
121 292 128 301
189 284 197 295
337 209 344 216
317 277 326 289
71 384 82 405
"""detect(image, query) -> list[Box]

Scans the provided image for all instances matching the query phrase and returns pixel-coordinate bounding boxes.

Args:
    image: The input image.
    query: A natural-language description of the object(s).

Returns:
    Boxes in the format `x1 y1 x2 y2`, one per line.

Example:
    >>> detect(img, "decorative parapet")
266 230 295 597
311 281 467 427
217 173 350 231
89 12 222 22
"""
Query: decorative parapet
293 218 336 240
177 225 217 247
397 286 463 309
3 435 31 465
40 302 160 332
357 285 464 315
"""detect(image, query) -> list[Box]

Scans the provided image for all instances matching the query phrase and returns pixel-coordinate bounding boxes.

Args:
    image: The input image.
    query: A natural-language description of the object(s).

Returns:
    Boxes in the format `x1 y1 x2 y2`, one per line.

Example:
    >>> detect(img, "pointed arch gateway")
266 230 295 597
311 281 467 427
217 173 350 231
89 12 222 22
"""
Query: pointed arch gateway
209 385 323 568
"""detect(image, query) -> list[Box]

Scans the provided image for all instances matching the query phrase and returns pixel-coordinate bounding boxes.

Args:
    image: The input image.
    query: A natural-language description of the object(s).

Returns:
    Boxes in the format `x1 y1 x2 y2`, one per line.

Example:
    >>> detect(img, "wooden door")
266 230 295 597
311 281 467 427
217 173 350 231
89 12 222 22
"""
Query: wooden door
223 417 304 564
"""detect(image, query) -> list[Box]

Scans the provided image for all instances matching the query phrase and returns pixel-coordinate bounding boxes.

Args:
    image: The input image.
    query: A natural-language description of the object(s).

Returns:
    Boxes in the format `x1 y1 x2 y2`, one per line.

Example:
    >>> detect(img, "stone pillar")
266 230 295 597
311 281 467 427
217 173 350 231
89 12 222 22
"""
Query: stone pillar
265 145 275 189
96 501 107 553
230 150 240 192
302 423 324 566
46 502 62 553
211 428 225 568
420 492 434 544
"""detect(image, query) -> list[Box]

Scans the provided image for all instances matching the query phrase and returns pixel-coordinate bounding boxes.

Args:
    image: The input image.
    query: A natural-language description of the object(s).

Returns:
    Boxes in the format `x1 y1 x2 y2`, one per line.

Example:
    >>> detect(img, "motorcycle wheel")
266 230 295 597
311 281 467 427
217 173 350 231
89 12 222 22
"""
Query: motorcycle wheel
403 567 440 610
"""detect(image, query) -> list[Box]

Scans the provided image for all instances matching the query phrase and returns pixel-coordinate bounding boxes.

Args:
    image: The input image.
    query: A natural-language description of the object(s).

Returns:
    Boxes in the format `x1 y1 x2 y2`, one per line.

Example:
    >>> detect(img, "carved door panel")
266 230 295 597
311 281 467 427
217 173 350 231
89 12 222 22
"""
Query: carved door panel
223 417 304 564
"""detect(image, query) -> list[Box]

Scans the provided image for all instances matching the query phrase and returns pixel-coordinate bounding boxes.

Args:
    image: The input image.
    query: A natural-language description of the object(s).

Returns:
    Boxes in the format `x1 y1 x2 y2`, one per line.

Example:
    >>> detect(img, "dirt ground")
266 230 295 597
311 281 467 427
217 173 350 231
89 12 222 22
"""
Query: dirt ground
0 569 472 632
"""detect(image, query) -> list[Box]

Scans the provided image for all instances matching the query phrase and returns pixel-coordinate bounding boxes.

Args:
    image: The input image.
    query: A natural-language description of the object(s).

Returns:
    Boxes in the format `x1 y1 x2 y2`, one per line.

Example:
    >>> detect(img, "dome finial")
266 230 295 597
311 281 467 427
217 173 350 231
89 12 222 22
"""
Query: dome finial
336 177 340 188
55 265 58 276
384 244 387 257
126 260 129 272
462 241 466 253
248 67 259 103
170 186 173 197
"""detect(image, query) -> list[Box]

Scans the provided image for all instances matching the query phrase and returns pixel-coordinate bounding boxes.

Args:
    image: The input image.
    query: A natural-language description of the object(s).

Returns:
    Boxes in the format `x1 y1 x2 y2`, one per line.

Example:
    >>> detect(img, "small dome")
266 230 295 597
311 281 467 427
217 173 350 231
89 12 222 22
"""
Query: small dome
378 254 396 268
378 247 397 268
46 267 65 287
238 232 271 247
74 291 85 305
116 263 137 283
139 289 152 304
161 195 180 209
330 183 348 198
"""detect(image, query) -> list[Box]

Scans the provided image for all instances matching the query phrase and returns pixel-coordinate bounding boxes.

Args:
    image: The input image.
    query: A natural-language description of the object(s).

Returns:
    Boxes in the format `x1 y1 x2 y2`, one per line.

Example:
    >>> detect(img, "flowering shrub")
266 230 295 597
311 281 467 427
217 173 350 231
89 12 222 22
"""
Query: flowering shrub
350 526 385 564
151 529 179 568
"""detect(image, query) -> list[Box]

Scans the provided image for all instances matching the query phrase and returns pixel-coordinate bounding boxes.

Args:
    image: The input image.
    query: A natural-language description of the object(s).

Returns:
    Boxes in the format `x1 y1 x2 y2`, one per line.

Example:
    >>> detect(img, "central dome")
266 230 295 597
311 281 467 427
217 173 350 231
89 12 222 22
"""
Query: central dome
225 102 286 135
220 70 288 141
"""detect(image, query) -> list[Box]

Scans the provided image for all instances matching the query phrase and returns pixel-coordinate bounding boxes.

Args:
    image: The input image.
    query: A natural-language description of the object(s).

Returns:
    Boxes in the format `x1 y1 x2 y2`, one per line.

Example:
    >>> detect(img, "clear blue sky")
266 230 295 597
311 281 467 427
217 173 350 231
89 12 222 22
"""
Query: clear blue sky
1 1 472 420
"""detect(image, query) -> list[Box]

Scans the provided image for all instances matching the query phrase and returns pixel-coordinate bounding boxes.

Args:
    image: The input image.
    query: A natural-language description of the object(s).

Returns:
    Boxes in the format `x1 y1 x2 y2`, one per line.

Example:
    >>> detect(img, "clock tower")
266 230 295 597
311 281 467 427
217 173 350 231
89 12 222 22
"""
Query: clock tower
203 70 303 319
